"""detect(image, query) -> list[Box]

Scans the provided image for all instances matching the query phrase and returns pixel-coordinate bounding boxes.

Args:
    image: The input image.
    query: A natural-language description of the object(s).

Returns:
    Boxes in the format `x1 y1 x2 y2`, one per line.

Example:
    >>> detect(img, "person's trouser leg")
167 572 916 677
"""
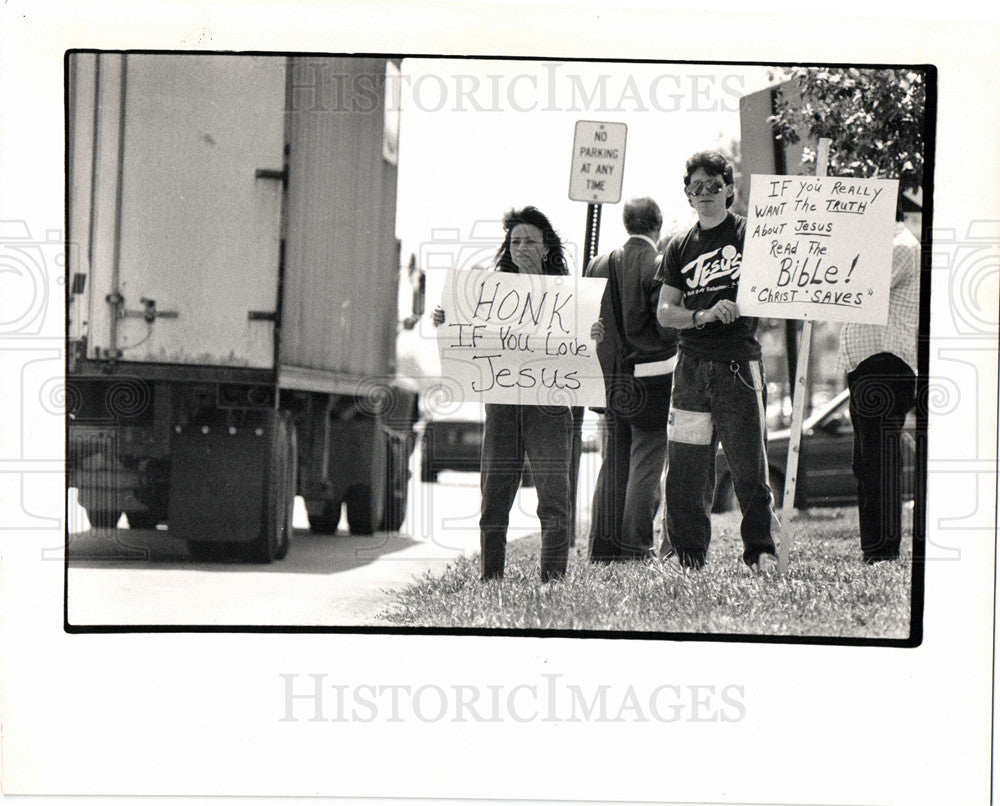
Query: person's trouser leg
664 354 715 568
522 405 573 581
479 404 524 580
621 422 667 559
848 353 916 562
710 358 780 566
567 406 585 547
588 412 631 563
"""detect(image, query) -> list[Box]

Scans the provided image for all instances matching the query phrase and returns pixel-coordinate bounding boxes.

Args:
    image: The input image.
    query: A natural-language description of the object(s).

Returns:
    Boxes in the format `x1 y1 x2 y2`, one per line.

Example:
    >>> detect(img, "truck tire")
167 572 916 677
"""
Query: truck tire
86 508 122 529
380 442 408 532
345 485 374 536
380 497 406 532
186 540 231 562
308 501 342 534
129 469 170 529
250 413 296 563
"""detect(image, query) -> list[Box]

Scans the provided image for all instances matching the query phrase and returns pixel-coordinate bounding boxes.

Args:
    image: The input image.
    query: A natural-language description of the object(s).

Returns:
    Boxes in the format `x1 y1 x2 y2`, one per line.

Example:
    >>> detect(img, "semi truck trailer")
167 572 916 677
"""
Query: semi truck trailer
66 52 420 562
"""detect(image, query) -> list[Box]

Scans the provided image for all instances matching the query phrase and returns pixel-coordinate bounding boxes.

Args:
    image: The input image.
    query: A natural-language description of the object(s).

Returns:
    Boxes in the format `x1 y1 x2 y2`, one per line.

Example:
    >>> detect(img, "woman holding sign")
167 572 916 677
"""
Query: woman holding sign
433 206 597 582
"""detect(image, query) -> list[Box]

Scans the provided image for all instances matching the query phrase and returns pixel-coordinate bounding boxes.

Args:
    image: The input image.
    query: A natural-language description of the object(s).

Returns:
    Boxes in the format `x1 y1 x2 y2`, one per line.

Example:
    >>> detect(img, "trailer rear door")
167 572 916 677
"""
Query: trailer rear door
74 53 286 369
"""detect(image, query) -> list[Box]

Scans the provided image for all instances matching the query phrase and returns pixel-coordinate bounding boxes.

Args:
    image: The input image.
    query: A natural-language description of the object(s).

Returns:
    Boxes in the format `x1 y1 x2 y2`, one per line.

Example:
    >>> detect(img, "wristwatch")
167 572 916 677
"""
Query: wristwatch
692 310 706 330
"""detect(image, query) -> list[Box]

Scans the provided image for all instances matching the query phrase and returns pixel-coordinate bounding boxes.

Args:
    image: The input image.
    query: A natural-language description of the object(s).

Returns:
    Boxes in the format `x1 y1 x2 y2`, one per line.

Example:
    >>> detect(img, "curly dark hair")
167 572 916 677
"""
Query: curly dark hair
494 206 568 276
683 150 736 209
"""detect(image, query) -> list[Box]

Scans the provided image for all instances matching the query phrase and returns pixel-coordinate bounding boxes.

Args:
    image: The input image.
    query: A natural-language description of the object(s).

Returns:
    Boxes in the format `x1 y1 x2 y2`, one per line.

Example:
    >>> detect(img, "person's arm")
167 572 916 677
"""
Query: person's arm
620 252 653 343
656 285 740 329
657 285 695 329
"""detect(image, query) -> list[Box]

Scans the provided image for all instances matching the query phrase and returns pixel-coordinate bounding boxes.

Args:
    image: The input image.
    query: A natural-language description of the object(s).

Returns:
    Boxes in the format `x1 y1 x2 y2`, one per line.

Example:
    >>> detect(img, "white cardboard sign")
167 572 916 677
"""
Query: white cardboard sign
736 174 899 324
437 269 607 407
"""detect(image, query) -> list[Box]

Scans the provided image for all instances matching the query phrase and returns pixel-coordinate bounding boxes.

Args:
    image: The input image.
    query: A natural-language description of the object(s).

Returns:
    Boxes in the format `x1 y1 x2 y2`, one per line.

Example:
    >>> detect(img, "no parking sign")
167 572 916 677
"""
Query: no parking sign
568 120 627 204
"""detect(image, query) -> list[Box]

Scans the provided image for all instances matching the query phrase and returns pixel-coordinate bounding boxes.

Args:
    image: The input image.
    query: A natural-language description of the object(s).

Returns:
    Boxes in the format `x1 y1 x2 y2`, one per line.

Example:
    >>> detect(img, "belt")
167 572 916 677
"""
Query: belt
633 355 677 377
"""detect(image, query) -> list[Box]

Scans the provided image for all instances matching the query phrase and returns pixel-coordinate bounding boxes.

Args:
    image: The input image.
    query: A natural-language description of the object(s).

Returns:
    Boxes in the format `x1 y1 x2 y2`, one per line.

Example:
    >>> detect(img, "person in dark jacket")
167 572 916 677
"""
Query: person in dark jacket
586 196 678 561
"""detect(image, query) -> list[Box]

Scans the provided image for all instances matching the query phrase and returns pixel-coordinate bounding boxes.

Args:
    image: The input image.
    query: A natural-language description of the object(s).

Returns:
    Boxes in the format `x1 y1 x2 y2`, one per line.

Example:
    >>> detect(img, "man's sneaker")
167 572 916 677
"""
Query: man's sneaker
657 550 706 577
863 552 900 566
655 550 686 578
751 552 778 576
663 551 684 576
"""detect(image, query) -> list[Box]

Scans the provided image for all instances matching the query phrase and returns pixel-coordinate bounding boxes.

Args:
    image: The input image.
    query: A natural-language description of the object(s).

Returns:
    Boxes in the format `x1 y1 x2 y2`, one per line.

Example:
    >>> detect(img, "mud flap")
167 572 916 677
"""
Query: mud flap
167 412 274 544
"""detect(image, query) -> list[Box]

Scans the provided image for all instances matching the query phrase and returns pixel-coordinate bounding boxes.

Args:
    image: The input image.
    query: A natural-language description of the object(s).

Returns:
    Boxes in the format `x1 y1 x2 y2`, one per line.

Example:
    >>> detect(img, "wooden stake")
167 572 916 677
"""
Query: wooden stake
777 138 831 574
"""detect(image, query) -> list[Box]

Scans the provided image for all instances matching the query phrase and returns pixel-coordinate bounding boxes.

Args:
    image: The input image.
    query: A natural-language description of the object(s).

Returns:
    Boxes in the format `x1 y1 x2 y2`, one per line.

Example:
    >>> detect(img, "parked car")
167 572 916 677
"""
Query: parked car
421 402 487 482
420 403 600 484
712 388 917 512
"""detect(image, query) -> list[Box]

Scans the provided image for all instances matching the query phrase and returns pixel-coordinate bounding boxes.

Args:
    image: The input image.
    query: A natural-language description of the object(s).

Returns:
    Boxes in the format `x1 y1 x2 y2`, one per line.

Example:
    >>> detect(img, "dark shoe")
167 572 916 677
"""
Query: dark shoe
659 549 702 575
621 547 657 563
863 552 900 565
752 552 778 576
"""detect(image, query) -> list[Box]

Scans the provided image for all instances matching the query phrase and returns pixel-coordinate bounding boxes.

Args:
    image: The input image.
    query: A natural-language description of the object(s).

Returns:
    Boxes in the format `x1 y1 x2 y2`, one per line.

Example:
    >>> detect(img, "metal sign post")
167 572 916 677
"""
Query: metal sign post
568 120 627 546
777 137 831 574
582 202 603 269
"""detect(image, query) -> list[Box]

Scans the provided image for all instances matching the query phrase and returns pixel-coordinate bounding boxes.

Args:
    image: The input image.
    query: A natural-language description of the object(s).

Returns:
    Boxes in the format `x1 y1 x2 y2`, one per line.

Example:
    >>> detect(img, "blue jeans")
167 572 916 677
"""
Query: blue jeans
480 404 572 581
663 352 780 567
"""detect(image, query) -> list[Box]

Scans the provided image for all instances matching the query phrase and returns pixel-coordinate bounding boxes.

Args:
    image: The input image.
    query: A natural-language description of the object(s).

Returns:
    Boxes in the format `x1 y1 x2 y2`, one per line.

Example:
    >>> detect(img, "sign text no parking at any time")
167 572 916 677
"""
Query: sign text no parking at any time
568 120 627 204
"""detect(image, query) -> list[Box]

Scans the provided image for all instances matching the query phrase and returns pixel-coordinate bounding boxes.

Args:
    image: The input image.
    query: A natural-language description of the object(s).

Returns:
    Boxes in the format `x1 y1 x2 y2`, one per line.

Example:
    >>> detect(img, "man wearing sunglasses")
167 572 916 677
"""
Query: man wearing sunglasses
654 150 781 574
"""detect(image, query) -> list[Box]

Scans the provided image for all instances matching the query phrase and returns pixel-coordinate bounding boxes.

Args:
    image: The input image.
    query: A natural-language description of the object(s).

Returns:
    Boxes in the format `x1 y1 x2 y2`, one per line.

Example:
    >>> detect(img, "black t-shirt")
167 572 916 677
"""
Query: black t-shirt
654 213 761 361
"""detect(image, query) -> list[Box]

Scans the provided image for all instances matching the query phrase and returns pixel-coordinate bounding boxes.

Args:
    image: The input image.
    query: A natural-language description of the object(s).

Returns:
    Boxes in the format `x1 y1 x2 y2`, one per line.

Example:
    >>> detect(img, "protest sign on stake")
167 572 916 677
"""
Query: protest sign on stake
436 269 607 408
758 140 897 573
737 169 898 325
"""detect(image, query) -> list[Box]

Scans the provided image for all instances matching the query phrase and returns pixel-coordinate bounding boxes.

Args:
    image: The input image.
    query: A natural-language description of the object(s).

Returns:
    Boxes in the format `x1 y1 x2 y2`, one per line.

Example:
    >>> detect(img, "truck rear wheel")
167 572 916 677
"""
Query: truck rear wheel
345 485 374 536
308 501 342 534
380 440 409 532
128 469 170 529
186 540 231 562
249 413 297 562
380 494 406 531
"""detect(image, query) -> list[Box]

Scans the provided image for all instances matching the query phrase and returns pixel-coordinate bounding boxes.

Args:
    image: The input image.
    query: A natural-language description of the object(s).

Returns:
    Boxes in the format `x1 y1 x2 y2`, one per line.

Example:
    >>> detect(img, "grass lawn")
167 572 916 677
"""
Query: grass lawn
380 506 915 640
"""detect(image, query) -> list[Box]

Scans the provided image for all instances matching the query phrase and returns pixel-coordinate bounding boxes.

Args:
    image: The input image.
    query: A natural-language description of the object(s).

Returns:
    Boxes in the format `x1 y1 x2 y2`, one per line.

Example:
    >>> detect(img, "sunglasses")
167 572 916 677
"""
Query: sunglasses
685 180 726 196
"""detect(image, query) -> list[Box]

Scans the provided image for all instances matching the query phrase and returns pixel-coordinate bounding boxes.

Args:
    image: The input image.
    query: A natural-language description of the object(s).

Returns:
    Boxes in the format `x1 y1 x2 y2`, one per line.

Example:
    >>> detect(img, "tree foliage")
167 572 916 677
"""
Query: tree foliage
769 68 926 192
716 135 748 217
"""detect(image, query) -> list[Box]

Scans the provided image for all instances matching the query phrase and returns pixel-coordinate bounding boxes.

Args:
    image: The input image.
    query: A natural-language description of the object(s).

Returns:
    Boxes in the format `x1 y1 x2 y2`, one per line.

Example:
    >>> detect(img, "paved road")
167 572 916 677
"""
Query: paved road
67 452 601 628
